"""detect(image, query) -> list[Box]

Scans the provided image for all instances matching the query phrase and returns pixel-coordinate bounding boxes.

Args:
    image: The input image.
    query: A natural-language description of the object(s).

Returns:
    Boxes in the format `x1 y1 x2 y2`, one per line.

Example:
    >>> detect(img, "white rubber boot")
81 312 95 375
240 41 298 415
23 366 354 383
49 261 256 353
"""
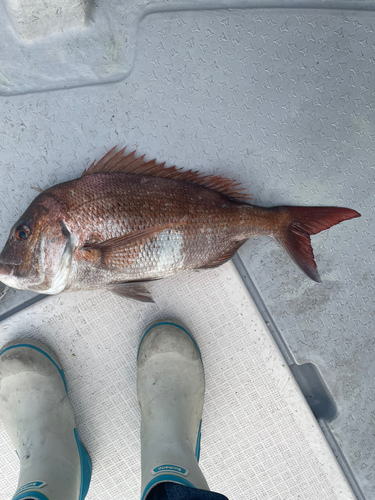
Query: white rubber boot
0 339 92 500
137 320 209 500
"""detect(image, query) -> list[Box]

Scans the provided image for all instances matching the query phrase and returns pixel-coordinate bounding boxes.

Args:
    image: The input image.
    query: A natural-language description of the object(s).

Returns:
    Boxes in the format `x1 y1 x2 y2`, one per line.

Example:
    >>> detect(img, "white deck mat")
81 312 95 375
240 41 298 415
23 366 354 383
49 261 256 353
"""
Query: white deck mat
0 262 355 500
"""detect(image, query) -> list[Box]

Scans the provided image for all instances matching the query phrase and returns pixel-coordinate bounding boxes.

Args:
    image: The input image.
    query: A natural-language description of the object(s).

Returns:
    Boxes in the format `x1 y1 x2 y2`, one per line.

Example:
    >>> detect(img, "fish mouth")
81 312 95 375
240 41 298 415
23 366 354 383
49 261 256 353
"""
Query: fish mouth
0 263 14 277
0 247 23 266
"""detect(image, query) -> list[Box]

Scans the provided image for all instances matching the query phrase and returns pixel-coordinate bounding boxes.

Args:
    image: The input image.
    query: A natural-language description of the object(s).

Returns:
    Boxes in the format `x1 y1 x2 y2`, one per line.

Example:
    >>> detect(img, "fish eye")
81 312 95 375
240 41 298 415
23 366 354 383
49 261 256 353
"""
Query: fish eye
15 224 31 241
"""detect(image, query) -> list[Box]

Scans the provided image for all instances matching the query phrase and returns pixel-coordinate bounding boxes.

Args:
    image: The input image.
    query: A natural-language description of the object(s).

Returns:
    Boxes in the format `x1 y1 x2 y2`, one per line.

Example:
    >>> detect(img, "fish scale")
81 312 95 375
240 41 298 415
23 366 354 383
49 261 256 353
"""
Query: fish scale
56 173 249 287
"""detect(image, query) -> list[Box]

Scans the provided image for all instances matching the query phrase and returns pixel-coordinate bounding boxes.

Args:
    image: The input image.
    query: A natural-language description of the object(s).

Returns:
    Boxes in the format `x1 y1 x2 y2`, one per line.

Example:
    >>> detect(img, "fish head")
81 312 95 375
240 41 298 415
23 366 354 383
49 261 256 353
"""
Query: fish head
0 192 74 294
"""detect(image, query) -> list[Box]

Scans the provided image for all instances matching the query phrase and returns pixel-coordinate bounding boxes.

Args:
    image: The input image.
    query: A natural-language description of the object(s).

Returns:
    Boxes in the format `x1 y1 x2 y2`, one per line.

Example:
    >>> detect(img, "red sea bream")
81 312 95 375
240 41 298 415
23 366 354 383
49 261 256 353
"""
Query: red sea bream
0 147 360 301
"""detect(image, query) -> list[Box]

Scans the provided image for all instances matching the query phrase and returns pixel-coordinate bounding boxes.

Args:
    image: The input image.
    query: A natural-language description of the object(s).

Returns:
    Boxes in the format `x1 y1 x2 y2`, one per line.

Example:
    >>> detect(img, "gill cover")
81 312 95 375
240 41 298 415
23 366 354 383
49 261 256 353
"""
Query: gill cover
41 221 76 295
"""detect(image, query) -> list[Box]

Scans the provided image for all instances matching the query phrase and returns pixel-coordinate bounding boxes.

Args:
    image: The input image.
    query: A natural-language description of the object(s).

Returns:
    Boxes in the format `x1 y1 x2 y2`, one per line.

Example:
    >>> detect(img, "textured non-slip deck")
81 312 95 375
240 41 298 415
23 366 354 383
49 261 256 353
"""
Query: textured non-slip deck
0 263 356 500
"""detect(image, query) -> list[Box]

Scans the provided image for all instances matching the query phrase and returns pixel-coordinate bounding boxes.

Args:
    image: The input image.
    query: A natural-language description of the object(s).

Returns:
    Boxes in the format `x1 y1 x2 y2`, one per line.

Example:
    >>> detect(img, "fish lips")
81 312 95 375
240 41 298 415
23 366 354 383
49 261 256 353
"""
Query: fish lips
0 242 23 266
0 263 14 276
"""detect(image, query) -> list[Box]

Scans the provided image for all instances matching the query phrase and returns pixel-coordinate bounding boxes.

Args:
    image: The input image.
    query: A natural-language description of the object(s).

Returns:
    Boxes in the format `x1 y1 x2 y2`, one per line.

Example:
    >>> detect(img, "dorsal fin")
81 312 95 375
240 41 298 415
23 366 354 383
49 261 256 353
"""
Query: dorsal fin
82 146 251 202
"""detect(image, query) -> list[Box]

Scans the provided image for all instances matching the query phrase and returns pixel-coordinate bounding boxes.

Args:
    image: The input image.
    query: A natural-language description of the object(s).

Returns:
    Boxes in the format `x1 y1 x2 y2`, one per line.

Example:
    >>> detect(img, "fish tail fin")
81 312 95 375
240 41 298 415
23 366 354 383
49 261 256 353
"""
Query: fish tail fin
275 206 360 282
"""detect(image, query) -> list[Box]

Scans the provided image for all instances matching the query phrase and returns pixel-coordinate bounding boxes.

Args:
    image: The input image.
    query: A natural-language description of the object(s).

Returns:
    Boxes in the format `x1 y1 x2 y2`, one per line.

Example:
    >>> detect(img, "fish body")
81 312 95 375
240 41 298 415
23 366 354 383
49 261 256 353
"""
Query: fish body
0 147 360 301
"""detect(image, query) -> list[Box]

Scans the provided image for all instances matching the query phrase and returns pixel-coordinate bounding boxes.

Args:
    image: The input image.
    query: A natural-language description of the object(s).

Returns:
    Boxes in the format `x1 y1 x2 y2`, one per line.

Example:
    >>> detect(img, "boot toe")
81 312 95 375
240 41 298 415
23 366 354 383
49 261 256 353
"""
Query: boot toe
138 320 201 368
0 338 63 381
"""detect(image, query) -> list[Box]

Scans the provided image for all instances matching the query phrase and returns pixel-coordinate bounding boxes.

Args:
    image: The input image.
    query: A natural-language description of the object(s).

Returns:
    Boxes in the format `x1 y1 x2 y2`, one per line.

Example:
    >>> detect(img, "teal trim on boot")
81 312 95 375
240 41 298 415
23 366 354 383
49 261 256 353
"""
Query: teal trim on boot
74 429 92 500
195 419 202 462
13 491 49 500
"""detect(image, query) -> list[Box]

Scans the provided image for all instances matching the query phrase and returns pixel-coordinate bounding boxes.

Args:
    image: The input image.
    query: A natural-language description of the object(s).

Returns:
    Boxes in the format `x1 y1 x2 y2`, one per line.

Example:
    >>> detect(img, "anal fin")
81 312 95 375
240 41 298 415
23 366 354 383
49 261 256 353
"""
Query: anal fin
199 240 247 269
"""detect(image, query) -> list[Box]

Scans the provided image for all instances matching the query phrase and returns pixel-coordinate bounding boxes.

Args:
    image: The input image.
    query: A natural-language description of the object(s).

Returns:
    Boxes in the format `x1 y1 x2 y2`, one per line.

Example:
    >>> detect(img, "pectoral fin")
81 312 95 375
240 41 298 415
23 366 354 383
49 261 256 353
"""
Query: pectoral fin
83 223 185 269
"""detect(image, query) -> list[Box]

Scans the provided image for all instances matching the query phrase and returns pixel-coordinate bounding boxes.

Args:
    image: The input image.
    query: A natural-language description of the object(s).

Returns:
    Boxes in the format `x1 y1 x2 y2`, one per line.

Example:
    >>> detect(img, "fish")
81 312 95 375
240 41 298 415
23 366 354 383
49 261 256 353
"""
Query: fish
0 146 360 302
